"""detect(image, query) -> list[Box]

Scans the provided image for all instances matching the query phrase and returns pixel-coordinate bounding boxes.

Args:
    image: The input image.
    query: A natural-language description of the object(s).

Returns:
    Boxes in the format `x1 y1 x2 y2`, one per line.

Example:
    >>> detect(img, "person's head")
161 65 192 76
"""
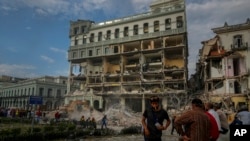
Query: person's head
214 103 221 110
191 98 204 109
149 96 160 111
205 102 213 111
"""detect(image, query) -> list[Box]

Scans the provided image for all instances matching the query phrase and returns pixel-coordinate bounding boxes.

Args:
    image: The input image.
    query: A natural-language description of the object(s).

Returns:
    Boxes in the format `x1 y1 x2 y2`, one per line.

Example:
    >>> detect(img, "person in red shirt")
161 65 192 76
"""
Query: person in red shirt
205 111 220 141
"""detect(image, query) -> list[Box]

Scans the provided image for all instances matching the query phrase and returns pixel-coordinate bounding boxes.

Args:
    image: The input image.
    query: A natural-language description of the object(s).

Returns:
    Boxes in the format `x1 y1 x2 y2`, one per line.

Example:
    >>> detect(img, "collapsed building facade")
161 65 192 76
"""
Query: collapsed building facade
65 0 189 112
197 19 250 112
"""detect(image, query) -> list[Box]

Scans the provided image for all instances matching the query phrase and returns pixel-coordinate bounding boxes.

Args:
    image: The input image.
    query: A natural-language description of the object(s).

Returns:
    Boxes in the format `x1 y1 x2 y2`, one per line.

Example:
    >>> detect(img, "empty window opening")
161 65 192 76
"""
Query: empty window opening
234 81 241 94
176 16 183 28
98 32 102 41
114 46 119 53
165 18 171 30
90 33 94 42
134 25 138 35
115 28 119 38
154 21 159 32
88 50 93 56
233 58 240 76
233 35 243 48
81 26 87 33
74 27 79 34
124 27 129 37
143 23 149 33
106 30 111 40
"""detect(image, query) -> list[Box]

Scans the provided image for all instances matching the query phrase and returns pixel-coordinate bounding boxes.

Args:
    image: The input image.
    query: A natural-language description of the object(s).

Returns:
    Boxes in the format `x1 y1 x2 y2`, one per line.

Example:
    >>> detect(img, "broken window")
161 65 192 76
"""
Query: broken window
143 23 149 33
176 16 183 28
115 28 119 38
80 51 85 57
234 81 241 94
106 30 111 40
72 52 77 58
81 26 87 33
154 21 159 32
233 35 243 48
165 18 171 30
133 25 138 35
227 57 246 77
96 49 101 55
105 47 109 54
90 33 94 42
114 46 119 53
74 37 78 45
88 50 93 56
74 27 79 35
211 59 222 69
124 27 129 37
98 32 102 41
83 36 87 44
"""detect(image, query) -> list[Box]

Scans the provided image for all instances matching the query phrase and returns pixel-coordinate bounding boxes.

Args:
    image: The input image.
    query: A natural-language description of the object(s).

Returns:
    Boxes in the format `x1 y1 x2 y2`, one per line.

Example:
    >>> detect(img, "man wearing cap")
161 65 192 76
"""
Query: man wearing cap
141 96 171 141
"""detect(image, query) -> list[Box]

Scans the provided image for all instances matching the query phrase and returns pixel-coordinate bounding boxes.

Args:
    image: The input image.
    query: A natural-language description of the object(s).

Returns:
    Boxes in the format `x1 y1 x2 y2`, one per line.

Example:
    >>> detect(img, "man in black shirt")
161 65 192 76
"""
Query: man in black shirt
142 96 171 141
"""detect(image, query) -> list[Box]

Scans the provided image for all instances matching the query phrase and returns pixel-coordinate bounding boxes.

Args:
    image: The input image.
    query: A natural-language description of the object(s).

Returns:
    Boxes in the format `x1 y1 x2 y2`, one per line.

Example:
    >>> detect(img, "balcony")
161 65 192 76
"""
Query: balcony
231 42 248 51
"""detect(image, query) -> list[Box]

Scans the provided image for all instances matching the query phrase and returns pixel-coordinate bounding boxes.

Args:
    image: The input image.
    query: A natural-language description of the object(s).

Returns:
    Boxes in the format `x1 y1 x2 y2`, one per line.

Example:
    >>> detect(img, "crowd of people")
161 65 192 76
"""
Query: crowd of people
79 114 108 129
142 96 250 141
0 108 46 120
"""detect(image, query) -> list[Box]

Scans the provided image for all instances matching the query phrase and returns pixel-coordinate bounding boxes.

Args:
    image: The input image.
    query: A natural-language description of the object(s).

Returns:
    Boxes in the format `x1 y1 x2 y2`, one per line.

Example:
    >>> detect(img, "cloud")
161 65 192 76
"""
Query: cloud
40 55 54 63
25 26 31 30
0 0 152 19
50 47 67 59
50 47 66 54
0 64 37 78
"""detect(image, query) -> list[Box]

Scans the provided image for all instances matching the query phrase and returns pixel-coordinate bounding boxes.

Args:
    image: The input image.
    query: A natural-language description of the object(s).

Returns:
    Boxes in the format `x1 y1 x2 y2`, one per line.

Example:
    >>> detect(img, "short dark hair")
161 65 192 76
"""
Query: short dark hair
192 98 203 108
149 96 160 103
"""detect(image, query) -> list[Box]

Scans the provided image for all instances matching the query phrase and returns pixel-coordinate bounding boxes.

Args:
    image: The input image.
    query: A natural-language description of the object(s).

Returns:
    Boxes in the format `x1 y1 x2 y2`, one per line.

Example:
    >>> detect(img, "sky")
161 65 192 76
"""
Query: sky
0 0 249 78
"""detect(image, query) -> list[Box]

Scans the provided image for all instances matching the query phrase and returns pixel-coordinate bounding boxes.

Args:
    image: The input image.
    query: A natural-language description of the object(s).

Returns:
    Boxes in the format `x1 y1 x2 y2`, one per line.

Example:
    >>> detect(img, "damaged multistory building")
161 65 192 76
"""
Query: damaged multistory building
197 19 250 112
65 0 189 112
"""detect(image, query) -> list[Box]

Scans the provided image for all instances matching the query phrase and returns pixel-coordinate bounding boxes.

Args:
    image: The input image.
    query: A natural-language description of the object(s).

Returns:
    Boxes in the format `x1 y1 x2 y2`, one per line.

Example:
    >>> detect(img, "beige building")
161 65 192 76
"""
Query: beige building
66 0 189 112
0 75 67 110
198 18 250 112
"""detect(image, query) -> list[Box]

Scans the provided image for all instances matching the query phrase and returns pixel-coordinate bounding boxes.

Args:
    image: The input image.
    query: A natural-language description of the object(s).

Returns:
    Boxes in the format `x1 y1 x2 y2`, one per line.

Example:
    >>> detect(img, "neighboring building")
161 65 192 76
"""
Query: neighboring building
66 0 189 112
197 18 250 112
0 76 67 110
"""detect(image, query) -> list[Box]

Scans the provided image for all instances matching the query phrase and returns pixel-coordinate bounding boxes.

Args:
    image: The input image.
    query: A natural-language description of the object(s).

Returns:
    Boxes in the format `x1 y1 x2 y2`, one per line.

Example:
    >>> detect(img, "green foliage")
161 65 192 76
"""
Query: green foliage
43 126 54 133
57 123 67 131
67 124 76 131
26 127 42 133
10 128 21 135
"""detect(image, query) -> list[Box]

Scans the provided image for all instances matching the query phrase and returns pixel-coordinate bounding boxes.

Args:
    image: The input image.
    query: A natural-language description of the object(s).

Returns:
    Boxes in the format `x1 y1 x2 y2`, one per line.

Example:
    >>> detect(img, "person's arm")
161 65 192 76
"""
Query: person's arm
142 116 150 136
174 111 192 136
163 118 171 130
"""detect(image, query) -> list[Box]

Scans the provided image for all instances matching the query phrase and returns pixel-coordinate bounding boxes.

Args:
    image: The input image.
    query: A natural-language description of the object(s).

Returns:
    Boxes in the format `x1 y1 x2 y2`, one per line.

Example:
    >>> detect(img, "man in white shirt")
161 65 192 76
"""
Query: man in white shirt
205 102 221 131
237 105 250 125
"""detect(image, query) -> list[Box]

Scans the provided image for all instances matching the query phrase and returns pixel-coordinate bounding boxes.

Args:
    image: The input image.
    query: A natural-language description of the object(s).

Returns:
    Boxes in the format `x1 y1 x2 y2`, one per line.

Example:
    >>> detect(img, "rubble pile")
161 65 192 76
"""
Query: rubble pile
45 102 141 128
